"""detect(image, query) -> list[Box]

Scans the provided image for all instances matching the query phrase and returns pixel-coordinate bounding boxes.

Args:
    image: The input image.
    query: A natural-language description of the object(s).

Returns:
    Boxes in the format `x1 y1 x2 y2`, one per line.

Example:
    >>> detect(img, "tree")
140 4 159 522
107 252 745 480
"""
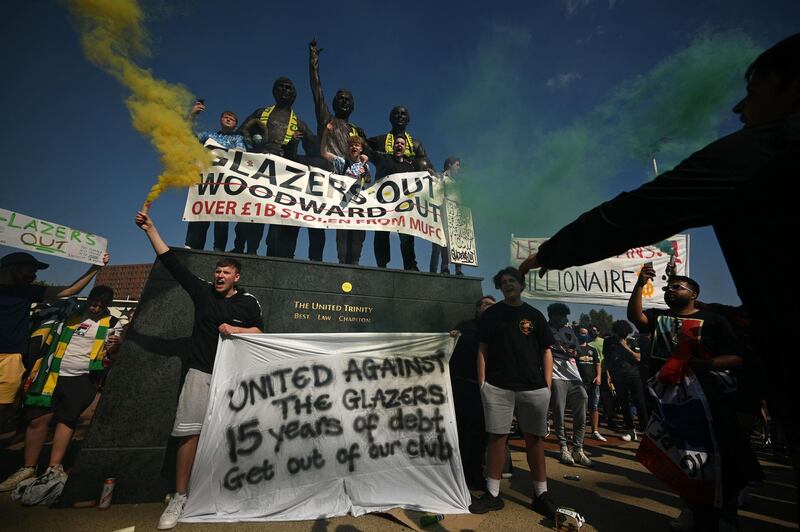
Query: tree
578 313 592 328
587 308 614 336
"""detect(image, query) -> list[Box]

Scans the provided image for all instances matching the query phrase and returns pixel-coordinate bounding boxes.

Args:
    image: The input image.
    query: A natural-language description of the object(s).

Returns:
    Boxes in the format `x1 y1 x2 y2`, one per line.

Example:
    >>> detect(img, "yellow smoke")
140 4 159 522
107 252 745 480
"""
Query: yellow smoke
68 0 211 208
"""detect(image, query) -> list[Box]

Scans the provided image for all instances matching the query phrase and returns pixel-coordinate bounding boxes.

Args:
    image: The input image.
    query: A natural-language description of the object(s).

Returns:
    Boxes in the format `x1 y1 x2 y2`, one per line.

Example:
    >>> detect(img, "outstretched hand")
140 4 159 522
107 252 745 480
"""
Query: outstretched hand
519 253 546 278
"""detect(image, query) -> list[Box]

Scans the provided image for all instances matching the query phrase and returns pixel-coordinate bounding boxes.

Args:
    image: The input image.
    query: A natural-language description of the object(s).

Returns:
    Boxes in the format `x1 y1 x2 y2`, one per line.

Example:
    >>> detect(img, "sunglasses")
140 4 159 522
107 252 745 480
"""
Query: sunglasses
663 283 693 292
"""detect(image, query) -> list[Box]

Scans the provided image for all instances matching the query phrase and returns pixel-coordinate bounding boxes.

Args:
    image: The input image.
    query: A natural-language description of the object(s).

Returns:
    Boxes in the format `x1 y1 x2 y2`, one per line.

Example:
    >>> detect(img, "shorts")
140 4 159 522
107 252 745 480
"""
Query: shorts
171 368 211 437
0 354 25 404
585 383 600 412
25 374 98 429
481 381 551 437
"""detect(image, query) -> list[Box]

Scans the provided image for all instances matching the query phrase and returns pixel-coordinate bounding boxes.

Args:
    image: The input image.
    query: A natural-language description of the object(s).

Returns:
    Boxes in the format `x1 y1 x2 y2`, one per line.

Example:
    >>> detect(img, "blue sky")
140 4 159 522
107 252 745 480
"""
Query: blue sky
2 0 798 320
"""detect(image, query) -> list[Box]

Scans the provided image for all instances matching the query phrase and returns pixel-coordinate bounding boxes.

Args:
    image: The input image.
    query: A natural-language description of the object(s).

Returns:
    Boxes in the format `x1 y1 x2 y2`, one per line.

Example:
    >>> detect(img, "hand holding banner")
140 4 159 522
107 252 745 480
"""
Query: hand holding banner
0 208 107 265
182 332 470 523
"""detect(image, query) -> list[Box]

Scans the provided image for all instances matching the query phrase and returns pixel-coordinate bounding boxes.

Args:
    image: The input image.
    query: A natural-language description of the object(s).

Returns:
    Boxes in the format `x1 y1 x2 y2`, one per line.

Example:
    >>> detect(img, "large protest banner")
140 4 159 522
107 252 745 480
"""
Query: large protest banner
445 199 478 266
0 208 107 265
182 333 470 523
183 143 446 245
510 235 689 308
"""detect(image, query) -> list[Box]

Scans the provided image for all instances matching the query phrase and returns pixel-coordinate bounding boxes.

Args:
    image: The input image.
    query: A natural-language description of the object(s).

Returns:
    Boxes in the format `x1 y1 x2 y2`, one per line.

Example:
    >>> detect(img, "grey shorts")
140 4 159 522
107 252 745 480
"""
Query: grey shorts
171 368 211 437
481 381 551 437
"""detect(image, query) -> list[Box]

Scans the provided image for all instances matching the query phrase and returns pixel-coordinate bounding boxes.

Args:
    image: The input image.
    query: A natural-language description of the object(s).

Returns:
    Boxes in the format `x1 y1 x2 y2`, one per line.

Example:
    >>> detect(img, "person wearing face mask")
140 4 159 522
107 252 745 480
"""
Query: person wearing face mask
0 285 122 500
546 303 593 468
0 251 109 435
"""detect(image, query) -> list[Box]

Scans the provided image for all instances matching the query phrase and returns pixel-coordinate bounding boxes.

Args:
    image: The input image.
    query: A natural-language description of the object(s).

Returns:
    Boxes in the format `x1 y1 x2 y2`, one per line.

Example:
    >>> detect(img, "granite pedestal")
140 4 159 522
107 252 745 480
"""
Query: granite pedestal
58 248 482 505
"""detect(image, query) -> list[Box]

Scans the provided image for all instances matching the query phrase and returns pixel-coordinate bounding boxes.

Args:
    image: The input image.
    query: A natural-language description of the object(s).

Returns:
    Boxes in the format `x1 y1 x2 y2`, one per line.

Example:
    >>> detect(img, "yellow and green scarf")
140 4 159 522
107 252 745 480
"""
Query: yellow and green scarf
259 105 298 145
383 131 415 158
25 309 112 408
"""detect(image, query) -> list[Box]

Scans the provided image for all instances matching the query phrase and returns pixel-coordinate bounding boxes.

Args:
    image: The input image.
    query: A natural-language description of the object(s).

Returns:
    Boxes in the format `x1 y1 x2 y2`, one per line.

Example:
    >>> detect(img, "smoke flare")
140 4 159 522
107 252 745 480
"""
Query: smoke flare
68 0 210 208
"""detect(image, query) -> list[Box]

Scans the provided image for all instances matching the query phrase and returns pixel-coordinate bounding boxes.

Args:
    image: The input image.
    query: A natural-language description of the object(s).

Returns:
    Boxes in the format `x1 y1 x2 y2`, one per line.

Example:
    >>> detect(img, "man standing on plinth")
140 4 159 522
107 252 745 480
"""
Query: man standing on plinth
135 212 263 530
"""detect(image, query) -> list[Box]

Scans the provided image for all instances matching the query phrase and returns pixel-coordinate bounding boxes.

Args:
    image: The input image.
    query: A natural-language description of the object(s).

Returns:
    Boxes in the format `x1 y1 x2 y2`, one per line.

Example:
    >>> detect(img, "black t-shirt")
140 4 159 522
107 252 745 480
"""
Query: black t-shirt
0 284 47 354
575 344 600 385
603 336 640 378
643 307 742 384
370 151 415 180
450 318 479 382
478 301 554 391
160 251 264 374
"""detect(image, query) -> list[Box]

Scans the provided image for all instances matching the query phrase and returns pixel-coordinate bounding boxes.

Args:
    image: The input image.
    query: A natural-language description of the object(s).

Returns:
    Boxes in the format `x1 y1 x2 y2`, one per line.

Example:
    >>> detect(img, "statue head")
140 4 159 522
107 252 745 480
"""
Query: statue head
272 77 297 107
389 106 409 130
333 89 355 119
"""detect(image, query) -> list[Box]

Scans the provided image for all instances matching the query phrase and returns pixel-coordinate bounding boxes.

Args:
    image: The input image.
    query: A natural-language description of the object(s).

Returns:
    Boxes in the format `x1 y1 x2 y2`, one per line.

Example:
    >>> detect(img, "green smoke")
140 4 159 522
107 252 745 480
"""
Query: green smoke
437 28 760 247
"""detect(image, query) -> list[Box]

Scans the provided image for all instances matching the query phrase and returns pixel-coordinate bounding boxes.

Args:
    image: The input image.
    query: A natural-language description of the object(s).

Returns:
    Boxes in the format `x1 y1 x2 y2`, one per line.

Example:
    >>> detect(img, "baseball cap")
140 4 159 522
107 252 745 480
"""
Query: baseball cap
0 252 50 270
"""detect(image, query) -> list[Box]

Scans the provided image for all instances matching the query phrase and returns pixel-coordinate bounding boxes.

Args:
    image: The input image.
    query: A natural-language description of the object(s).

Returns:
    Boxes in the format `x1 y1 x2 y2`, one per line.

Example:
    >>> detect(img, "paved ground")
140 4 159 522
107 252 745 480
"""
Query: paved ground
1 423 796 532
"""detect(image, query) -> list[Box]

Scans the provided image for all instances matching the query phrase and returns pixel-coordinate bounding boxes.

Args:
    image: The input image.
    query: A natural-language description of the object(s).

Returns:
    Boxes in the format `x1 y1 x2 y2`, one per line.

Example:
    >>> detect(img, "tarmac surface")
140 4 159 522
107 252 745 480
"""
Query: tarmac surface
1 416 796 532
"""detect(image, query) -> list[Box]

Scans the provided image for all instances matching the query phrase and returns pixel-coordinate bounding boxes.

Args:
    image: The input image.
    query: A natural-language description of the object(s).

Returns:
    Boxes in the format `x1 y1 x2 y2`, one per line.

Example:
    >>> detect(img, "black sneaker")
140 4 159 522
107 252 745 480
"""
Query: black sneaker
530 491 558 519
469 492 504 514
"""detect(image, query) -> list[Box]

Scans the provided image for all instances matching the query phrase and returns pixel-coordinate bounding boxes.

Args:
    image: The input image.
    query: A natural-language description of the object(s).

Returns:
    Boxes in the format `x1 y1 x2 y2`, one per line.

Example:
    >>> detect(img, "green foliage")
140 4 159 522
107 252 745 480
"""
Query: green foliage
588 309 614 336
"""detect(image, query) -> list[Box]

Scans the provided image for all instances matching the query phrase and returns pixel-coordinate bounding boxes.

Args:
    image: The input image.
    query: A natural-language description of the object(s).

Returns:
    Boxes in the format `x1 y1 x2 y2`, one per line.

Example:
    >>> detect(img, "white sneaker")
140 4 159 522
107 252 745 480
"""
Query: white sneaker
621 430 638 442
572 448 595 467
559 446 575 465
158 492 187 530
0 466 36 492
592 431 608 442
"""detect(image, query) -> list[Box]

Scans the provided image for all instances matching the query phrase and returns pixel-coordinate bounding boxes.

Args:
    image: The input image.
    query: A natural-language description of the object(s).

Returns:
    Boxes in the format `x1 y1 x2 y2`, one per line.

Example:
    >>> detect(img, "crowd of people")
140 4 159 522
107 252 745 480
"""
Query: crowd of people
184 40 466 275
0 30 797 532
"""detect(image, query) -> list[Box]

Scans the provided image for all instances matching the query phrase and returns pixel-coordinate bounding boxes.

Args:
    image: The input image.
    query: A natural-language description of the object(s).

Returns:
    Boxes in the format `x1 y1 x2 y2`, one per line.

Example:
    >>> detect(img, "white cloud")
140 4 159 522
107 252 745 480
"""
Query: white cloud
546 72 583 90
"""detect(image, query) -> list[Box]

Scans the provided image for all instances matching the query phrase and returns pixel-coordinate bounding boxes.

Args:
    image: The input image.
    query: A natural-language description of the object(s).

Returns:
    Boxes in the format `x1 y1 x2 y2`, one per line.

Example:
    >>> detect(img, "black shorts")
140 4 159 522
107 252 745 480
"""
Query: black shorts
25 374 98 429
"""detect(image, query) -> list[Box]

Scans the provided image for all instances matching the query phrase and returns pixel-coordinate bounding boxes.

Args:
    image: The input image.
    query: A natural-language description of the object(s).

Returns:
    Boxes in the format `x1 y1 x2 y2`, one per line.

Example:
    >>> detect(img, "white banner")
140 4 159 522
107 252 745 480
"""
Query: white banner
183 143 446 245
445 199 477 266
182 333 470 523
510 235 690 308
0 208 107 265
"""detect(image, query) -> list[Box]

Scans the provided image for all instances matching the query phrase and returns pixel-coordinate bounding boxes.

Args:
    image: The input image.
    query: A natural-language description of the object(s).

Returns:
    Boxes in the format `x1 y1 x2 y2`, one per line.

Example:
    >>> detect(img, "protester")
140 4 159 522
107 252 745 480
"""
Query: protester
547 303 593 467
1 251 109 433
367 105 433 170
184 102 247 253
469 267 557 519
430 157 463 275
629 267 761 530
0 286 122 501
364 136 418 270
517 33 800 491
321 132 371 265
603 320 648 442
575 326 606 442
134 211 263 530
449 294 495 489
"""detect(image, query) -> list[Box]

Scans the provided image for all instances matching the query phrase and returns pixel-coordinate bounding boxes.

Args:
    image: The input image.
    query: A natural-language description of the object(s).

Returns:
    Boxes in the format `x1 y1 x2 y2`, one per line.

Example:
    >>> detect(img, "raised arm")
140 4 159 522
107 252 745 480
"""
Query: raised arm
45 252 109 300
309 39 333 131
135 211 169 256
627 265 654 330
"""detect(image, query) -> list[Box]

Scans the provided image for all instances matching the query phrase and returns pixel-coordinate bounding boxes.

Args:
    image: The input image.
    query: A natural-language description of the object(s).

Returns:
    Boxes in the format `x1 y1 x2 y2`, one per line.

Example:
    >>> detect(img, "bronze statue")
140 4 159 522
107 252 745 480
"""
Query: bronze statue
309 39 367 160
240 77 314 157
367 106 433 171
238 77 315 258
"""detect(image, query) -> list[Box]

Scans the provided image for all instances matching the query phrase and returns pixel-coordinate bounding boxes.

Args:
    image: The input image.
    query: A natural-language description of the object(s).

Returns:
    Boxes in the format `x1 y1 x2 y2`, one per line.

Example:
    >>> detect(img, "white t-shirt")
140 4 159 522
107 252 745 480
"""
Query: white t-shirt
58 316 121 377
